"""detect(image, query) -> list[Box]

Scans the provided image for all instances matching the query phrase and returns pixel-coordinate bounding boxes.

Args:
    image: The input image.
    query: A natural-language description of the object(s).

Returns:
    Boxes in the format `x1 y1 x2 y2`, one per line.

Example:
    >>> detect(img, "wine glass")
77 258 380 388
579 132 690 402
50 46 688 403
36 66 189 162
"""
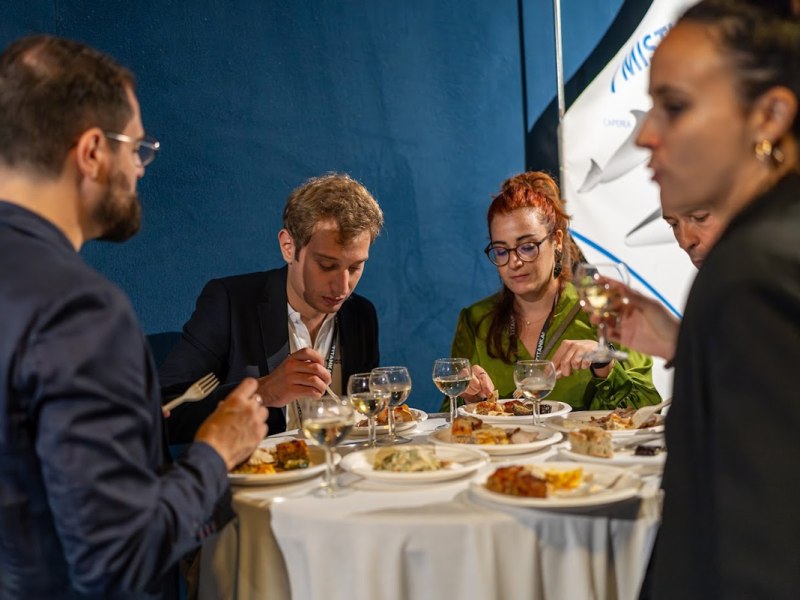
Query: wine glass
347 372 389 448
432 358 471 426
301 396 355 498
513 360 557 425
572 262 631 363
370 366 413 445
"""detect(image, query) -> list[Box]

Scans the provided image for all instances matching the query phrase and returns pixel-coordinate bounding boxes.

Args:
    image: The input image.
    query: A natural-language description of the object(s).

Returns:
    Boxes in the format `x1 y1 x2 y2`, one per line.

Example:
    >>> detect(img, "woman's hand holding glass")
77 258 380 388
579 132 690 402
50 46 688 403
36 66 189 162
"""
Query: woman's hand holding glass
592 280 681 361
301 396 355 498
572 262 631 363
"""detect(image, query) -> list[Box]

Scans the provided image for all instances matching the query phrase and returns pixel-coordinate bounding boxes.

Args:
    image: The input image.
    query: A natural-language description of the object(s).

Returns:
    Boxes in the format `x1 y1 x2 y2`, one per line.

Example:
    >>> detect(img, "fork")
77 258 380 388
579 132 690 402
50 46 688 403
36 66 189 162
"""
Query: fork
163 373 220 412
631 397 673 428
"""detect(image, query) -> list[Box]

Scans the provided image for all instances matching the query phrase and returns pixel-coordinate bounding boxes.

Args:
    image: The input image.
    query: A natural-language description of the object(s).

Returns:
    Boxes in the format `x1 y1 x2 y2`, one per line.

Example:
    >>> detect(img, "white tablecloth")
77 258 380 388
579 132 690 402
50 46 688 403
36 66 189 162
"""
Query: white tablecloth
199 419 662 600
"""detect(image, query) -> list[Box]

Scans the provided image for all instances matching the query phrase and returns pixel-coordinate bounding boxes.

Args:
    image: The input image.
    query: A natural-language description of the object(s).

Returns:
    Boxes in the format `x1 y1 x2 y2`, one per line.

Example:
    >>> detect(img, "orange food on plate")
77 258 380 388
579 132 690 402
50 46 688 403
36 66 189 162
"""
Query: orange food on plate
486 465 547 497
232 439 310 474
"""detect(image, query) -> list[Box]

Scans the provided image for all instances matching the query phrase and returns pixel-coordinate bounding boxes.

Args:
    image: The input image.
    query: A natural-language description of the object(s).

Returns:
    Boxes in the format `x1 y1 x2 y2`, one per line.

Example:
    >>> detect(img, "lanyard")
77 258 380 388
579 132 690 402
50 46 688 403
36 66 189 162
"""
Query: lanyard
294 315 338 425
324 315 338 373
509 293 558 360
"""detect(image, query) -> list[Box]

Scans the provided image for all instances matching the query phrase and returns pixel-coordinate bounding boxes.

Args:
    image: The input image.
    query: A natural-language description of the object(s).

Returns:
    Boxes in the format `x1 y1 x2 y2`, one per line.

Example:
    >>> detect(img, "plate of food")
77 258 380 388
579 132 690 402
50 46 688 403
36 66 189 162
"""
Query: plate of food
229 439 331 485
458 399 571 424
339 444 488 483
351 406 428 436
428 416 562 456
558 427 666 466
469 461 641 508
546 407 665 438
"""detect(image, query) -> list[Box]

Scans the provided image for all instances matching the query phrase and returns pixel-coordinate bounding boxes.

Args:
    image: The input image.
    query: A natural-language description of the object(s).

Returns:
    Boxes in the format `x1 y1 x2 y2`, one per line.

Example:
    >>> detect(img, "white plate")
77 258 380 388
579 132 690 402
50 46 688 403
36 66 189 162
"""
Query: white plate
340 445 488 483
229 444 333 486
470 461 641 508
350 408 428 436
459 400 572 424
428 425 563 456
546 410 665 438
559 446 666 467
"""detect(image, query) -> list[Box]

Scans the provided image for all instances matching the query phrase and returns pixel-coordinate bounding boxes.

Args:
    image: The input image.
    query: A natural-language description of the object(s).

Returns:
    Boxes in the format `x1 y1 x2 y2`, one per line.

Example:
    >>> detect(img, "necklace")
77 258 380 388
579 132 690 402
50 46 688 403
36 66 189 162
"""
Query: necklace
509 291 560 360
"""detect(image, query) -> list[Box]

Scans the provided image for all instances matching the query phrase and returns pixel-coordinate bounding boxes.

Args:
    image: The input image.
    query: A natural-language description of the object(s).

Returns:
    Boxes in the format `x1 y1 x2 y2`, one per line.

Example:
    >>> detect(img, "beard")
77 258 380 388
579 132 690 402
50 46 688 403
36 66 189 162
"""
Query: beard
94 168 142 242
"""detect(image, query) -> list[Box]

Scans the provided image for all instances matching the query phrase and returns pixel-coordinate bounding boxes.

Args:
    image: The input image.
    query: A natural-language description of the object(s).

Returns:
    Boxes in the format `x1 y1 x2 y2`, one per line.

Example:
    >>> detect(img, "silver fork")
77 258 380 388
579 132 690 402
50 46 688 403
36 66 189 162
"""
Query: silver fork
163 373 220 412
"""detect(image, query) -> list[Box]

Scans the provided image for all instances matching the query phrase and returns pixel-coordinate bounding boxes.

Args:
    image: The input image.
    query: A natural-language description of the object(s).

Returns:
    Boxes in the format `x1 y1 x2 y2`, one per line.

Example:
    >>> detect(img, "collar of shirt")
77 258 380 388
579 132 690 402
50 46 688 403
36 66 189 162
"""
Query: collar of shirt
287 304 336 357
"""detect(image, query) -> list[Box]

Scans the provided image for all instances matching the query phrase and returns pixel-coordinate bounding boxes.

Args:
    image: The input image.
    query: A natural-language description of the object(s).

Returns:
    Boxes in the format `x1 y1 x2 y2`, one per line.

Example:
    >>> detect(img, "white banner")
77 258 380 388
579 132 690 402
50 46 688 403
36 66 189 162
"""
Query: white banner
561 0 695 397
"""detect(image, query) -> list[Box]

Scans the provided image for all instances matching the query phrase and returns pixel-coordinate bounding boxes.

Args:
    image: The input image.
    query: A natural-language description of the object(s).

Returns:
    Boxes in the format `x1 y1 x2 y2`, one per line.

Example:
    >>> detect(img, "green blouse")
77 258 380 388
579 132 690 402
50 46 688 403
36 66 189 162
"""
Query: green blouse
445 283 661 411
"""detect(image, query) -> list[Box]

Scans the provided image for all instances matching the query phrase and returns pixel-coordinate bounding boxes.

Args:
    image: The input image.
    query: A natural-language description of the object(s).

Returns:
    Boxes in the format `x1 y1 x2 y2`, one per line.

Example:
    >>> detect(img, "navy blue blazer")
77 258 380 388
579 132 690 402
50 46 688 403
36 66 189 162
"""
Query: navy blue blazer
0 202 232 599
159 266 380 443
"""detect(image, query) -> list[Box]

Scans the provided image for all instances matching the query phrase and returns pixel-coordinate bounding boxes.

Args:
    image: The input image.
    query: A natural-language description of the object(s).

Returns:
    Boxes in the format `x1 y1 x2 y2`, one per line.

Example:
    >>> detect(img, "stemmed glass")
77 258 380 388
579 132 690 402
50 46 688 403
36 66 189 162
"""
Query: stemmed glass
371 366 413 445
301 396 355 498
347 372 389 448
513 360 557 425
432 358 471 425
573 262 630 363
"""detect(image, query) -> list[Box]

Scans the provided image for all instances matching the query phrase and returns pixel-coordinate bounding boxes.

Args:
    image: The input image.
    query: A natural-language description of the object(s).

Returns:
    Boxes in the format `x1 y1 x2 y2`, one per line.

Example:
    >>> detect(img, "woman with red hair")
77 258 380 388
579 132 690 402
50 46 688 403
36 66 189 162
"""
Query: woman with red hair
448 171 660 410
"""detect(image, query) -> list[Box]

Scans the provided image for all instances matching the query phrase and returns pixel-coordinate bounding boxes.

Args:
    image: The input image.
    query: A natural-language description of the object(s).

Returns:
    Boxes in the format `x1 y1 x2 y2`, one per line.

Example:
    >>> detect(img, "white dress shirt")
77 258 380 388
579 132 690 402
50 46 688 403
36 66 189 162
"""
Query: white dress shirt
285 304 342 429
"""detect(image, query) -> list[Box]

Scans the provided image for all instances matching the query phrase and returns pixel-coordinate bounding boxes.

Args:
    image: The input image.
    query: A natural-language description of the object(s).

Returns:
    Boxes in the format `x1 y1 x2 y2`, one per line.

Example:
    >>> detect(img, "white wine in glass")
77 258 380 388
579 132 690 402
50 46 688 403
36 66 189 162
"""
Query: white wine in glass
301 396 355 498
573 262 630 363
432 358 471 425
371 366 413 445
513 360 556 425
347 372 389 448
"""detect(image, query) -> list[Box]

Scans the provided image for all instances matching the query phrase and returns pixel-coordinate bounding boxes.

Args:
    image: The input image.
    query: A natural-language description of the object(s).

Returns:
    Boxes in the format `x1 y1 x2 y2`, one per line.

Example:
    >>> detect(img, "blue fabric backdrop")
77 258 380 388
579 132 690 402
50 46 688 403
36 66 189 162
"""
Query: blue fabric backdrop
1 0 623 413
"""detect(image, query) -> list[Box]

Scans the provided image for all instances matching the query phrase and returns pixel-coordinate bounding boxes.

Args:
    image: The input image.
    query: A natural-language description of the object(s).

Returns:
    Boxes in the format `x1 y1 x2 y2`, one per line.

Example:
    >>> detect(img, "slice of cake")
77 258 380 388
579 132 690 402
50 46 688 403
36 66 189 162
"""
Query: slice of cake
275 439 310 470
568 427 613 458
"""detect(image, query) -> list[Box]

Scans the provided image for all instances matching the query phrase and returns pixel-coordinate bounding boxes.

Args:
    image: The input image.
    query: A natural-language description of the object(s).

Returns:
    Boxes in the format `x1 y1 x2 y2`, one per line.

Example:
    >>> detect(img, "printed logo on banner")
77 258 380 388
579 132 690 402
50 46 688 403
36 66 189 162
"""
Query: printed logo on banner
610 24 672 94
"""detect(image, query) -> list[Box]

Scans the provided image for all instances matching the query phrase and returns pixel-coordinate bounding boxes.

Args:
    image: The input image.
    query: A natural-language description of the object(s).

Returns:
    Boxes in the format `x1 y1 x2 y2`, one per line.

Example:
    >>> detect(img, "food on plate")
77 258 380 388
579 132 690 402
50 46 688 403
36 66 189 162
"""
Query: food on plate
275 439 311 470
449 416 541 445
471 399 551 417
485 389 500 403
486 465 547 497
358 405 416 428
485 464 584 498
451 415 483 437
232 447 276 475
568 427 613 458
587 407 659 431
373 446 447 472
540 466 584 491
633 445 664 457
232 439 310 474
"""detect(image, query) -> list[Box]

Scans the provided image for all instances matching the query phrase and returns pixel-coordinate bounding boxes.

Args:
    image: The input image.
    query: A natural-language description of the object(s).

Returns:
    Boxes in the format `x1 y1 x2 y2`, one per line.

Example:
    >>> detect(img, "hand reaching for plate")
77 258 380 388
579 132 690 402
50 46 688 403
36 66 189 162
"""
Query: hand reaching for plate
459 365 497 404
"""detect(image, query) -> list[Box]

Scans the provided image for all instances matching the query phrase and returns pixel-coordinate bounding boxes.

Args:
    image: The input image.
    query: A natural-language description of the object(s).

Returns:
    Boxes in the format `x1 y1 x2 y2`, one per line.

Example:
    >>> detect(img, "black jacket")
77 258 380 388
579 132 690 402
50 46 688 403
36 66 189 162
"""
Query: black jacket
653 173 800 599
159 266 380 443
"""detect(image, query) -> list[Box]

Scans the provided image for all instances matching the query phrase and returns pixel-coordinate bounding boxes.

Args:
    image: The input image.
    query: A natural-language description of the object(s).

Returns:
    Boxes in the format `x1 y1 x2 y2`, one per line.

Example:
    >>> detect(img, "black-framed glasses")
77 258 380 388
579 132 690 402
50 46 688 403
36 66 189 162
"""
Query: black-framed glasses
103 131 160 167
484 235 551 266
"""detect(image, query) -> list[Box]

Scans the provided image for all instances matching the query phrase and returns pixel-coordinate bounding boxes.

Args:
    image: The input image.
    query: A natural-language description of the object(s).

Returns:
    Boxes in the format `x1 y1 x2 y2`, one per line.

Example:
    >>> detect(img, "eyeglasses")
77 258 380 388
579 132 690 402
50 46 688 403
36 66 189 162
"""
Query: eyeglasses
484 235 551 266
103 131 160 167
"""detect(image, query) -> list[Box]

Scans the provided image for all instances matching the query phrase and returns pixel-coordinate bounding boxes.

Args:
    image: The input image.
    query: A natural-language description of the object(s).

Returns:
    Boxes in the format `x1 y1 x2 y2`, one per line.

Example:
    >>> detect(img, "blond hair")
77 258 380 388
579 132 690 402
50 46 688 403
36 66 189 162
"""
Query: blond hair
283 173 384 251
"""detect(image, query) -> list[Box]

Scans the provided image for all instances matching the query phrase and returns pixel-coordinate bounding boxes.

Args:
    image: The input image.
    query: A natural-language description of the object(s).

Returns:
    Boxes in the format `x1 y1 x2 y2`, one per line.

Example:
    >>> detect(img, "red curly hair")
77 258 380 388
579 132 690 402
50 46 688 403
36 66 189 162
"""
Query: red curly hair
483 171 582 362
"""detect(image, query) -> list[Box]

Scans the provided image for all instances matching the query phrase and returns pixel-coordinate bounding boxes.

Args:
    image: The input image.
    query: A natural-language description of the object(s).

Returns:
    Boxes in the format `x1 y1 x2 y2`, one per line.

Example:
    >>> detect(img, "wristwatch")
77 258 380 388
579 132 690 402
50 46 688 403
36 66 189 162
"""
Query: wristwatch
590 344 616 371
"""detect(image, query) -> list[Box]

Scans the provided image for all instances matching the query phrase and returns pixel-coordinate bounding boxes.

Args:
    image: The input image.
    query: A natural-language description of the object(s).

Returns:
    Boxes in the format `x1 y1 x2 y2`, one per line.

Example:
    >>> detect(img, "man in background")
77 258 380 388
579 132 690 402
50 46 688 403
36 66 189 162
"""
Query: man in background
0 35 266 598
160 173 383 441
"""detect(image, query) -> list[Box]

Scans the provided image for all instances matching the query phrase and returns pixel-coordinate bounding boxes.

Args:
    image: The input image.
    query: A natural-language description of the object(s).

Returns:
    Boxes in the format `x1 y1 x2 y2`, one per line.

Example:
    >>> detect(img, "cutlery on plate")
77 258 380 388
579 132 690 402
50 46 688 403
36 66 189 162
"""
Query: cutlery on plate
631 397 672 429
163 372 221 412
